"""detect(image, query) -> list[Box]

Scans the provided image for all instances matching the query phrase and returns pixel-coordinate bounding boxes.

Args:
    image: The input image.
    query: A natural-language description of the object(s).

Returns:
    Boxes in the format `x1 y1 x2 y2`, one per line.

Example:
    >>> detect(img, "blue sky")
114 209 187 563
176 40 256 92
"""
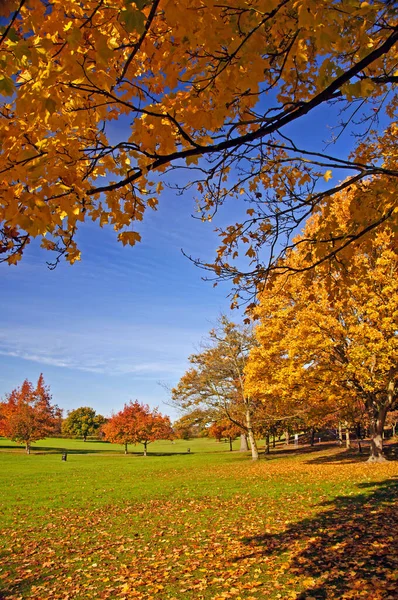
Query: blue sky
0 185 235 420
0 96 378 421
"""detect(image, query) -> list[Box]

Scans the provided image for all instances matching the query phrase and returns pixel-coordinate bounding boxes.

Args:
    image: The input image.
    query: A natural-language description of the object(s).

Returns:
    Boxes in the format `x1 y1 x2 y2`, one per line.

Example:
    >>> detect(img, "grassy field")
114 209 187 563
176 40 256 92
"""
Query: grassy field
0 437 397 600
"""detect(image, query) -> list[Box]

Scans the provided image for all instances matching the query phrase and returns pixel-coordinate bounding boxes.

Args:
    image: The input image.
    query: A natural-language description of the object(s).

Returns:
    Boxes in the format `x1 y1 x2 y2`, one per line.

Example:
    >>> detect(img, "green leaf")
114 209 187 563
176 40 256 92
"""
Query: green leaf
125 0 147 8
0 26 19 42
121 7 146 34
0 75 15 97
44 98 57 115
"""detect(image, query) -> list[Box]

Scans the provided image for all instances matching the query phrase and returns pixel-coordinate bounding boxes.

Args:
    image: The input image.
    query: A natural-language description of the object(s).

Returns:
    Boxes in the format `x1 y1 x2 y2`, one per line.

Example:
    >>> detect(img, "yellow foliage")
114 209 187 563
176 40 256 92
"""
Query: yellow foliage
0 0 397 269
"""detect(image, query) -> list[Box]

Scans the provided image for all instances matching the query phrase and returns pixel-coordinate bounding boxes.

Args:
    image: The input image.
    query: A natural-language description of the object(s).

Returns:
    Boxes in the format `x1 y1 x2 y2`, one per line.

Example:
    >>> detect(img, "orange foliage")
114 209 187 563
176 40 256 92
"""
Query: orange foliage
0 374 62 453
102 400 173 455
0 1 397 289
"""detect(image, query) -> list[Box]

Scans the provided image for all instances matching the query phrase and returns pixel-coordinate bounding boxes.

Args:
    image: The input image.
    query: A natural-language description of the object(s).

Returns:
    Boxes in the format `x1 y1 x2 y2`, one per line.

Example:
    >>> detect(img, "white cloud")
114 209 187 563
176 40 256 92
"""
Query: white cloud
0 322 196 377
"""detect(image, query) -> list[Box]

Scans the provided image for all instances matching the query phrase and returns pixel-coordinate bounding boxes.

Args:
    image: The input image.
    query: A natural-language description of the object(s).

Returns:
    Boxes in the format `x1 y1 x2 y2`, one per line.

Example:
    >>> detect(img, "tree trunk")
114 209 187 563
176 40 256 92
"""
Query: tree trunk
245 409 258 460
338 421 343 445
265 433 270 455
143 441 147 457
355 423 362 454
239 433 248 452
26 442 30 455
368 406 388 462
124 442 128 455
345 428 351 449
272 432 276 448
229 437 232 451
310 427 315 447
393 423 396 438
284 430 289 446
83 434 87 442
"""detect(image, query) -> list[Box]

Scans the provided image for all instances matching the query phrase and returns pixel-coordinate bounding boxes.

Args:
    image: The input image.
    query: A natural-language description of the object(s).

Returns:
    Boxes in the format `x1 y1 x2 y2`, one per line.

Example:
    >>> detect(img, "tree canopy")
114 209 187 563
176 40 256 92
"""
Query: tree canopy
245 191 398 461
62 406 105 440
0 374 62 453
102 400 173 454
0 0 397 294
172 316 261 459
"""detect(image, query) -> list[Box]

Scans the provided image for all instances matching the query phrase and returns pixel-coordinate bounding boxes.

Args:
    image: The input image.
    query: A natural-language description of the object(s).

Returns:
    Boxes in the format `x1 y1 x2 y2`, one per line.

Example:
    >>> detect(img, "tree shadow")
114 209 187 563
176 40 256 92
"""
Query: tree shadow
258 442 341 461
241 477 398 599
0 445 194 456
306 441 398 465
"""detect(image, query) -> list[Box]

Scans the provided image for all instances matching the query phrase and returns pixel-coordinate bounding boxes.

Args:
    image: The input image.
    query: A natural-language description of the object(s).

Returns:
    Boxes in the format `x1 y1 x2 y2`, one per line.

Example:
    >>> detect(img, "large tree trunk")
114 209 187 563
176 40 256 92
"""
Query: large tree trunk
345 427 351 449
240 433 248 452
355 423 362 454
338 421 343 445
143 441 147 457
124 442 128 455
229 437 233 451
265 433 270 455
310 427 315 447
368 406 388 463
245 409 258 460
284 430 289 446
25 442 30 455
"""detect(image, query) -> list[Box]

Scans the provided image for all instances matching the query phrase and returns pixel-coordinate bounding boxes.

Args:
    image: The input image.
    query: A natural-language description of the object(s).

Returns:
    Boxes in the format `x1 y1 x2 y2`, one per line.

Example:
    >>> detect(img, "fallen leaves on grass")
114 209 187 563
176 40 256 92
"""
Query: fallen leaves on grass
0 454 397 599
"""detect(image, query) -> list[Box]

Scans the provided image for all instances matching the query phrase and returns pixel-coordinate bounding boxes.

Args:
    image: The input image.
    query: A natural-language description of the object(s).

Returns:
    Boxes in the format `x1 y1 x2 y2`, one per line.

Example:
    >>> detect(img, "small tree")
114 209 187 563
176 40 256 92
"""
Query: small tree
0 375 62 454
172 317 260 460
209 419 241 451
173 408 213 440
62 406 105 441
103 401 173 456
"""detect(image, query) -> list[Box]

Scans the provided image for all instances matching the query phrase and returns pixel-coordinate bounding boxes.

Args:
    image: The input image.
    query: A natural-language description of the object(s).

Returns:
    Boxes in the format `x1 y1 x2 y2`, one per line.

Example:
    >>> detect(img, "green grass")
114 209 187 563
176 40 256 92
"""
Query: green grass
0 437 397 600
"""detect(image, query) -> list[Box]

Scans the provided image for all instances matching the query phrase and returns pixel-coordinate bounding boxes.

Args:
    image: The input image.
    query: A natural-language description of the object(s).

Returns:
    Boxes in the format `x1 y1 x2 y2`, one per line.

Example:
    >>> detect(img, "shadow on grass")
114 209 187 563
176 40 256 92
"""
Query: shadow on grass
258 442 341 461
305 441 398 465
257 441 398 465
241 477 398 599
0 445 194 456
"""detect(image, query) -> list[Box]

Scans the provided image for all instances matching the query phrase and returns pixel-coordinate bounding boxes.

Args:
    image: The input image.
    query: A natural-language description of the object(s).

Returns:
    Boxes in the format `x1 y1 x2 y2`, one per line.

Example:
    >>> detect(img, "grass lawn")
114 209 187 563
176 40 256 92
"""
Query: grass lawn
0 437 397 600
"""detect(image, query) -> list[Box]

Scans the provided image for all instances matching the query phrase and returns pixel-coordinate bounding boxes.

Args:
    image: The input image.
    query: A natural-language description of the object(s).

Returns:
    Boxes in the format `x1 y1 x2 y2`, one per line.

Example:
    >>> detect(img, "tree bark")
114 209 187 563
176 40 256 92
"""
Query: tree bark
245 409 258 460
338 421 343 445
239 433 248 452
310 427 315 447
345 428 351 449
284 430 289 446
124 442 128 455
26 442 30 455
272 432 276 448
368 406 388 462
143 441 147 456
355 423 362 454
229 437 233 451
265 433 270 455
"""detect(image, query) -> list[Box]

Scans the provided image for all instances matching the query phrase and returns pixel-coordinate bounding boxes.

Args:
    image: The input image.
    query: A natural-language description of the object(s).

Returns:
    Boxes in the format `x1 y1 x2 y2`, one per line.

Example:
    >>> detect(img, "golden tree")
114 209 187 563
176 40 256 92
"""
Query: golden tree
0 0 397 290
172 317 260 459
246 191 398 461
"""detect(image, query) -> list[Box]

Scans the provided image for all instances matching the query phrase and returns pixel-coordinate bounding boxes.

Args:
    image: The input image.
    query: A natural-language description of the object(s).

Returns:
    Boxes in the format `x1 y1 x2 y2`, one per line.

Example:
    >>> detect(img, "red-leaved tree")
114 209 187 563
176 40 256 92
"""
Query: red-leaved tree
209 419 241 451
102 401 173 456
0 375 62 454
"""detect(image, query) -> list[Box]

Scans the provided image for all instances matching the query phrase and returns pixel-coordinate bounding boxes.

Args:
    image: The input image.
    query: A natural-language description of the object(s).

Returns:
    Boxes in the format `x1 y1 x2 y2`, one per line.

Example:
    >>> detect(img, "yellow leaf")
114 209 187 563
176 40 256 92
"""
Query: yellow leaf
323 170 333 182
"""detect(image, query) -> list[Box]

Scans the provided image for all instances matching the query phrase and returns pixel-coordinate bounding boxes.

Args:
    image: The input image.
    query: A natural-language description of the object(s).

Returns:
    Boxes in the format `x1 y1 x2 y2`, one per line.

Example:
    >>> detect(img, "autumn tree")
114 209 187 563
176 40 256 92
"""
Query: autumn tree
102 400 173 455
172 317 260 460
173 408 212 440
62 406 105 441
246 194 398 462
209 419 241 451
0 1 397 296
0 374 62 454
